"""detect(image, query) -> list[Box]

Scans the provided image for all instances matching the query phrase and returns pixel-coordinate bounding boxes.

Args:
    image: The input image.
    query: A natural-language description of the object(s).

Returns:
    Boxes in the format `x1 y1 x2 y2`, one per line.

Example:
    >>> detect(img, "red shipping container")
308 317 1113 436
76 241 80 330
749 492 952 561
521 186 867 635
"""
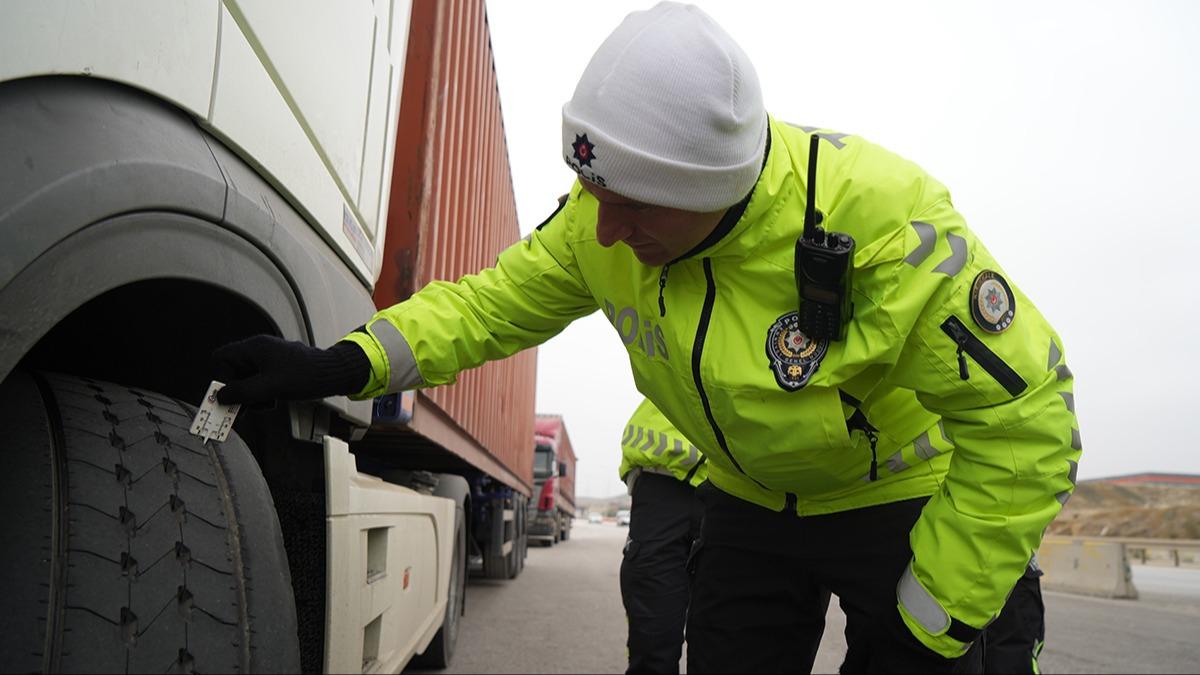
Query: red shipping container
371 0 535 495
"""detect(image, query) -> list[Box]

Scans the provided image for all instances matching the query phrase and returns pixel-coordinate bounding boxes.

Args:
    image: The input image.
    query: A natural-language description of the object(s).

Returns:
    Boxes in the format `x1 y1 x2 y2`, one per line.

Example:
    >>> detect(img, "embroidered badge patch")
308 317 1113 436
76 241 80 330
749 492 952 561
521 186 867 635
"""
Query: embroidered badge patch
766 311 829 391
970 270 1016 333
565 132 607 187
572 133 596 167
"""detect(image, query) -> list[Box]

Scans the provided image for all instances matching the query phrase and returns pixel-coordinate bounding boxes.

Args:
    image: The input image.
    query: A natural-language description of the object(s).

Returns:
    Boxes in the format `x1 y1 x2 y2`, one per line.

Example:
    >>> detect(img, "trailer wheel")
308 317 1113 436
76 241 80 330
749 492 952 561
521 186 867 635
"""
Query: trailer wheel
0 371 300 674
508 497 525 579
410 501 466 669
482 497 522 580
499 513 521 580
519 497 528 572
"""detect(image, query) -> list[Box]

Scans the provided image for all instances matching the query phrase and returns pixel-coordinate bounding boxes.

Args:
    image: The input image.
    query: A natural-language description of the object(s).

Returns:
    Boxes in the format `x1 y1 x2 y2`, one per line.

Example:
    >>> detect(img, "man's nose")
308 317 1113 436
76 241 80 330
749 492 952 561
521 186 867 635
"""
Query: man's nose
595 209 634 248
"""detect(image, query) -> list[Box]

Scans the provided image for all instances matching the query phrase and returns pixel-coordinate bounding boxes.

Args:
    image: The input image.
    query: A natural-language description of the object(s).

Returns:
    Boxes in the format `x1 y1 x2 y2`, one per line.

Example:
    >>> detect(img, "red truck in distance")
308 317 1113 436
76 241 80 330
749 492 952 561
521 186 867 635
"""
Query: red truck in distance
530 415 578 545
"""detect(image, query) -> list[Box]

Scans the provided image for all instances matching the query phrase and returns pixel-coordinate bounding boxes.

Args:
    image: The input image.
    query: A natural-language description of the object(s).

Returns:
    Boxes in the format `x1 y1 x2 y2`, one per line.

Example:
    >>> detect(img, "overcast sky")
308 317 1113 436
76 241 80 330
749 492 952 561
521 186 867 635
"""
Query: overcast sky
485 0 1200 498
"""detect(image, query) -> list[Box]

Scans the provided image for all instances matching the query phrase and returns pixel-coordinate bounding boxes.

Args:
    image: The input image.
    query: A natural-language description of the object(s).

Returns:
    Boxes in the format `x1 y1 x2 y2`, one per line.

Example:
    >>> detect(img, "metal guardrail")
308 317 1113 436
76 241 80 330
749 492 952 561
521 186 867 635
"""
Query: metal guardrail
1043 536 1200 568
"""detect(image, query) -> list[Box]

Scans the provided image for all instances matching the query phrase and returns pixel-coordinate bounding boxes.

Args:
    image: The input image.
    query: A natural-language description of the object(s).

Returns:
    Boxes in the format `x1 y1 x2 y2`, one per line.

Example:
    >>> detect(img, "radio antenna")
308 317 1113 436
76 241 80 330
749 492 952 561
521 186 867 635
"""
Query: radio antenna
803 133 821 241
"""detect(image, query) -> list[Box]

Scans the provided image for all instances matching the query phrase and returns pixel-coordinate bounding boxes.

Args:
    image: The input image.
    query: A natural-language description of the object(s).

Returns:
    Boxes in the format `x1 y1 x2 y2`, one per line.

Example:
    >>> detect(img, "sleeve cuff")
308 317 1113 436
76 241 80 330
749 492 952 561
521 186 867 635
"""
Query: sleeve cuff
897 602 971 659
339 331 390 400
896 561 977 658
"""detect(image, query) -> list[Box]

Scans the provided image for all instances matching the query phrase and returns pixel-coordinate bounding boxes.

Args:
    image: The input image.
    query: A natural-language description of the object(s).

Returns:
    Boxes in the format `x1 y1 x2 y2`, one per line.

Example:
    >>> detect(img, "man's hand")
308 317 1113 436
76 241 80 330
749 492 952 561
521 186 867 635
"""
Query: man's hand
210 335 370 406
841 606 967 674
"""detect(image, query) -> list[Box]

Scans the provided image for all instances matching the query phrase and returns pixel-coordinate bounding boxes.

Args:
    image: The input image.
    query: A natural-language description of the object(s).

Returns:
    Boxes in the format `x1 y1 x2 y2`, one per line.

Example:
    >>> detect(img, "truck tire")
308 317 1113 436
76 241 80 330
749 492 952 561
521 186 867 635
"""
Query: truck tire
482 497 521 580
518 497 528 573
0 371 300 674
508 497 525 579
561 516 571 542
409 502 465 669
481 503 505 579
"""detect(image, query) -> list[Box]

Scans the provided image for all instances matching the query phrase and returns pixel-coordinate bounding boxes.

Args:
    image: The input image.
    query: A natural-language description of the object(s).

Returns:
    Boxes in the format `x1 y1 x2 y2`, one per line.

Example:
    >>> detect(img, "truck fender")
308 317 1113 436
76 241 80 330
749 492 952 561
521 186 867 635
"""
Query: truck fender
0 76 374 427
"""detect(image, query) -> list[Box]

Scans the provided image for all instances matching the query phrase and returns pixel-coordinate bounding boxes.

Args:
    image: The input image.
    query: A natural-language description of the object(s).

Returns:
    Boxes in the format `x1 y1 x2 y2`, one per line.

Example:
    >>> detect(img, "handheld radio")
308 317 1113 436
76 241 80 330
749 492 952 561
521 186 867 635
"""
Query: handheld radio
795 133 855 341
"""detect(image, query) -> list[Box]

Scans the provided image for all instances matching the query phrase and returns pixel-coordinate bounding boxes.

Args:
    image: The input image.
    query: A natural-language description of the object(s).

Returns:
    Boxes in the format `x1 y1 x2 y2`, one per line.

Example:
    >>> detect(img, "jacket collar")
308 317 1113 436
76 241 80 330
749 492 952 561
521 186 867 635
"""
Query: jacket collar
670 116 796 262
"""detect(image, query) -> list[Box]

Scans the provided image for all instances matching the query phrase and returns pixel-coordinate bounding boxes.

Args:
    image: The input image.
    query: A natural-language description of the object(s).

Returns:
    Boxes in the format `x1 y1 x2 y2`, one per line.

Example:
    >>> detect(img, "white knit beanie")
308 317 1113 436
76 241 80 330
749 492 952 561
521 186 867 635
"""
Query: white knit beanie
562 1 767 212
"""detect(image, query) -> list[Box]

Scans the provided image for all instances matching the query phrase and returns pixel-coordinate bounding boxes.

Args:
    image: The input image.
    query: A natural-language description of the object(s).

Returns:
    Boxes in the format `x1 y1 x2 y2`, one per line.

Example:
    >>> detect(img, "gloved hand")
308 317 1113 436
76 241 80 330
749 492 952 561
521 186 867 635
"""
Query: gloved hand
841 606 965 674
211 335 370 406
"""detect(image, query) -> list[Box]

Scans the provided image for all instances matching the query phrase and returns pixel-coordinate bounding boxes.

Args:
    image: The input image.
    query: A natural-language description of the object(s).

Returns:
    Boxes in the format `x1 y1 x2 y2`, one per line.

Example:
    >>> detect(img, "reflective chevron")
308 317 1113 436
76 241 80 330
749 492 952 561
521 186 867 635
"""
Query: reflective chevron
933 233 968 277
641 430 657 452
1048 338 1062 369
905 221 937 267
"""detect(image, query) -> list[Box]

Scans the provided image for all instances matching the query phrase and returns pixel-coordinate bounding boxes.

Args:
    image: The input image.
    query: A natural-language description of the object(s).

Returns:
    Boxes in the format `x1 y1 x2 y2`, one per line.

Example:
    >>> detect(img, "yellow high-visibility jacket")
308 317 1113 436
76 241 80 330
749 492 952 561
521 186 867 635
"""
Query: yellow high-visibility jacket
341 118 1081 658
621 398 709 488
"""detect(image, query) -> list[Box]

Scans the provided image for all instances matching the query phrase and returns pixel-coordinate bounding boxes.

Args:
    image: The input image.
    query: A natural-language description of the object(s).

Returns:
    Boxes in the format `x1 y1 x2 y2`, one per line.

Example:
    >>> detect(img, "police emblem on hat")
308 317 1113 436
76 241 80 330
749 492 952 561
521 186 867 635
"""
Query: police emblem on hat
970 270 1016 333
572 133 597 167
765 311 829 391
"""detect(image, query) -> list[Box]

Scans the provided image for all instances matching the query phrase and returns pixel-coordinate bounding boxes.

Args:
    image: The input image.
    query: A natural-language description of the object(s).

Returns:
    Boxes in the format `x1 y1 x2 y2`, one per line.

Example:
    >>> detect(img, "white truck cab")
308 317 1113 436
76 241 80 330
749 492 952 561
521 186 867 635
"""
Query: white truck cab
0 2 467 672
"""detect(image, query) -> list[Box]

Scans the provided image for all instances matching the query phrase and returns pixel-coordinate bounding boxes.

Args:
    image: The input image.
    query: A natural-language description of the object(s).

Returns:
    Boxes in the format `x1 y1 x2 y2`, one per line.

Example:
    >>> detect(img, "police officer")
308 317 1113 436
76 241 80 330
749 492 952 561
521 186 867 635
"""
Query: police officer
619 400 839 674
622 401 1044 675
213 3 1081 673
618 399 708 674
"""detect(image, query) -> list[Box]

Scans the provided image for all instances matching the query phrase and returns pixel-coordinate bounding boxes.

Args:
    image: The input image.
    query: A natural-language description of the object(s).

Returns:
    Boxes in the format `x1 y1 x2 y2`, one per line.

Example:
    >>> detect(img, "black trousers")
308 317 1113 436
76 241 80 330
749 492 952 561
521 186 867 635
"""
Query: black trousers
620 472 704 674
687 482 982 674
982 569 1045 674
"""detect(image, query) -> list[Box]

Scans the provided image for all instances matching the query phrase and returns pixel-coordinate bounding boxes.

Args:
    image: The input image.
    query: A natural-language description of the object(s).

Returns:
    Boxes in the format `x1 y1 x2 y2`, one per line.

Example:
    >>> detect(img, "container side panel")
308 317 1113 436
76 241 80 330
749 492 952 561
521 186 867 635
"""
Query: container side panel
377 0 439 304
376 0 534 491
560 424 576 507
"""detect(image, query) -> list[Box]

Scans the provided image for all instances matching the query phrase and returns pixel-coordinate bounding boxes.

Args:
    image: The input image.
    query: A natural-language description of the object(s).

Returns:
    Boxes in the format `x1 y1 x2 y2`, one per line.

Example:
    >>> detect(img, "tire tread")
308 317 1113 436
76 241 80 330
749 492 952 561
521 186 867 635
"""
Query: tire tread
43 374 245 674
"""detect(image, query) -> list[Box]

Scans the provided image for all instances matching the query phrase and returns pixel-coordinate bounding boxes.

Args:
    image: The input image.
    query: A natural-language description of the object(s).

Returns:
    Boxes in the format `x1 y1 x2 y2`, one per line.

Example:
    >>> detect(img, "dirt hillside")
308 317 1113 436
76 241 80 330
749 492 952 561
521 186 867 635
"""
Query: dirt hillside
580 482 1200 538
1048 482 1200 539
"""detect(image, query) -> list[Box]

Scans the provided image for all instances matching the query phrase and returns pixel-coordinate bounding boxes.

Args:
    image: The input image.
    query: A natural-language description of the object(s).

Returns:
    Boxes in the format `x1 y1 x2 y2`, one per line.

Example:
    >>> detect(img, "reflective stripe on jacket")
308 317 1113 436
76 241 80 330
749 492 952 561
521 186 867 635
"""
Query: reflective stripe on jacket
621 398 708 488
342 117 1081 658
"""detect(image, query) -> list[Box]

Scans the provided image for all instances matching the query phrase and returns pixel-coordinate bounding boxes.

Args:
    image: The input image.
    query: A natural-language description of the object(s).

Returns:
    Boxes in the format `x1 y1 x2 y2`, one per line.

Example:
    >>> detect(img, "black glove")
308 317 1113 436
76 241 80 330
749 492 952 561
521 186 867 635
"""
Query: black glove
211 335 370 406
842 606 964 675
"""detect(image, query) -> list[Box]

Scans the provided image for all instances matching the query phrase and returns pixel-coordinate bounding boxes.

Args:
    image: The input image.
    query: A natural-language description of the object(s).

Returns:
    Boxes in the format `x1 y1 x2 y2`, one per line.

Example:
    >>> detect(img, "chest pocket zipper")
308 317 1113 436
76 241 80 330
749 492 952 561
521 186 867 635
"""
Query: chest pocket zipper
940 315 1028 397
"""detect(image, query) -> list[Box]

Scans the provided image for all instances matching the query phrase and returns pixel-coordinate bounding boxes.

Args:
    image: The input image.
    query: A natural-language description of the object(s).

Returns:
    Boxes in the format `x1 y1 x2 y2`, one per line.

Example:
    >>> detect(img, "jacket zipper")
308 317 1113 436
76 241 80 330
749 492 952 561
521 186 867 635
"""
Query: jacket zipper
692 259 762 487
940 316 1028 397
658 264 671 317
840 391 880 481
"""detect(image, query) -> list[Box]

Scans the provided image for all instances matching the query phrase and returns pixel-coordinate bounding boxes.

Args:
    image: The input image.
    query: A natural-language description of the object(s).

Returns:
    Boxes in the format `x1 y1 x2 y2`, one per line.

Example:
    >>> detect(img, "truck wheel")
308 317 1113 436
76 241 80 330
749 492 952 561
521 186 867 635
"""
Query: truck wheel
0 371 300 674
481 509 505 580
507 498 525 579
499 510 521 580
518 498 528 572
561 518 571 542
410 502 466 669
482 497 521 580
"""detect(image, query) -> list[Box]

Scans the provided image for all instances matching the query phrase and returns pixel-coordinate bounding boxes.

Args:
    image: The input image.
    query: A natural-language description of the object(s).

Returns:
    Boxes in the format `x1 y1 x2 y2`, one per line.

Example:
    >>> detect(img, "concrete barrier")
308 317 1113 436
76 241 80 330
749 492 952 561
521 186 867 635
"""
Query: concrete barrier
1039 538 1139 599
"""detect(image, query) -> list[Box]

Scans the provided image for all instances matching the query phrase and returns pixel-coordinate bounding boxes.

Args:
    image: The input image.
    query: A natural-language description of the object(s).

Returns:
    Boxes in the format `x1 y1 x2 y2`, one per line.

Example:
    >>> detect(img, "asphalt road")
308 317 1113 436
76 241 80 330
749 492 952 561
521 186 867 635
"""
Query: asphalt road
409 519 630 674
409 521 1200 674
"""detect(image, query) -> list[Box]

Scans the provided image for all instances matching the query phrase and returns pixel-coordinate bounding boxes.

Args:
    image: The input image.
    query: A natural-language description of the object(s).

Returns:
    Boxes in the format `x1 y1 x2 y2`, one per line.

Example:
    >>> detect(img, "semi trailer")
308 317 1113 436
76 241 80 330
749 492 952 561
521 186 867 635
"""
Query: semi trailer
0 0 533 672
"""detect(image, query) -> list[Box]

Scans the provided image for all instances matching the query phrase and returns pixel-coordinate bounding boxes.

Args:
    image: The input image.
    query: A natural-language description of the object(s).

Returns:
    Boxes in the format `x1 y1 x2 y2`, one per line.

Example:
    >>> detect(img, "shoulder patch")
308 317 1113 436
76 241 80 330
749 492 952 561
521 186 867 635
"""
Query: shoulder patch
765 311 828 391
970 270 1015 333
